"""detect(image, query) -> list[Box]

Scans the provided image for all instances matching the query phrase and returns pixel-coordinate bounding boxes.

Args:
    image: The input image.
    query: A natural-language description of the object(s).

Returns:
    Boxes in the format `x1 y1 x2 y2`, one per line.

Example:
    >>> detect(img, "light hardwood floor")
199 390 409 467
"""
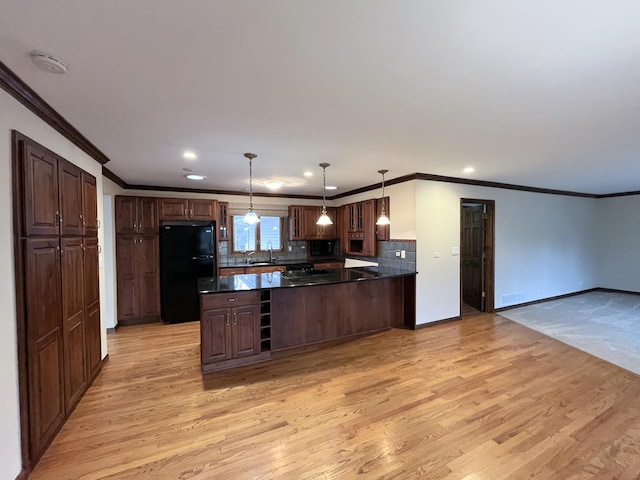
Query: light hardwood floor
30 315 640 479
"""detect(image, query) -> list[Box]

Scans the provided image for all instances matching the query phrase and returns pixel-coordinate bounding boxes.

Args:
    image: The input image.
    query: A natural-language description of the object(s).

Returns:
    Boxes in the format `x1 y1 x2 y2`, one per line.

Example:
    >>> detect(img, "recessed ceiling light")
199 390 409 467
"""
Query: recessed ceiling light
463 167 475 174
264 180 284 190
185 174 206 181
304 171 313 177
183 151 197 160
324 185 338 190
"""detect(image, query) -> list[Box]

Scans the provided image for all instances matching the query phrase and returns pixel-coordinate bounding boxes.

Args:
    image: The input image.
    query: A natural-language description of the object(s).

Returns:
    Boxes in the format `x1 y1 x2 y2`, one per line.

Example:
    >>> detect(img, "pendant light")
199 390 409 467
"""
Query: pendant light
376 169 390 226
317 163 333 225
243 153 260 225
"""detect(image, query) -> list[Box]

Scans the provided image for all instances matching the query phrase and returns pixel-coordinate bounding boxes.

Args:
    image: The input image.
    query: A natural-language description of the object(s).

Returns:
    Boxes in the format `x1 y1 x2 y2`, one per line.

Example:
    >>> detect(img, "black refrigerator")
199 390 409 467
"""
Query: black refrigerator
160 221 217 323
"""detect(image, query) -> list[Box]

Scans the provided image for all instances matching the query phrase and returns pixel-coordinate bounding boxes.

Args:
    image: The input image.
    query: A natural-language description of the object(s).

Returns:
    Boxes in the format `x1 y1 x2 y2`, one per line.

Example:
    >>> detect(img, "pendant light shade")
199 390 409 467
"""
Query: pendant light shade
376 169 390 226
243 153 260 225
317 163 334 225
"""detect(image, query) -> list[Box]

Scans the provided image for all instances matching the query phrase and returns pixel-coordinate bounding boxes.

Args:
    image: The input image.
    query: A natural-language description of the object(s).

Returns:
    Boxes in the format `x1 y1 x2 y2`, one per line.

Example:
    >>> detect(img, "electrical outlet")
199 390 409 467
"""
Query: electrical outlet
401 250 406 259
395 251 401 257
434 252 440 258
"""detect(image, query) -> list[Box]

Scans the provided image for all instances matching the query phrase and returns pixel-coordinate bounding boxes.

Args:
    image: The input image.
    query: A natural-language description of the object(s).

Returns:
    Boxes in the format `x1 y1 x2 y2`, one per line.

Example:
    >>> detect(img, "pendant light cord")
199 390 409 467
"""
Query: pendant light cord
249 156 254 210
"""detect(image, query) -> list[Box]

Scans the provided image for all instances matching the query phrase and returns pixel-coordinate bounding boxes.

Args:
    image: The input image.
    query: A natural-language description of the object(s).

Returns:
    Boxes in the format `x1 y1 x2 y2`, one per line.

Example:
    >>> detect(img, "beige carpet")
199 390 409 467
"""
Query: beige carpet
499 291 640 376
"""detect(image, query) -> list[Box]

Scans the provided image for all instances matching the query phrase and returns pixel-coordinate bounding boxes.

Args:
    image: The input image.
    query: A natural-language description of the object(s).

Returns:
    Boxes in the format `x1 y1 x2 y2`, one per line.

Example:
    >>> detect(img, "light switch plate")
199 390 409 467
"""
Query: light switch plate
434 252 440 258
452 246 460 255
401 250 406 258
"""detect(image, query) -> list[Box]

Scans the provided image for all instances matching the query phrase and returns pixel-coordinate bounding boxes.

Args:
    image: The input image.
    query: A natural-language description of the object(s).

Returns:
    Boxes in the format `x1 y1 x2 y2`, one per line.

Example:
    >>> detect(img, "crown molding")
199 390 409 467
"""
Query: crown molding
102 167 324 200
0 60 111 165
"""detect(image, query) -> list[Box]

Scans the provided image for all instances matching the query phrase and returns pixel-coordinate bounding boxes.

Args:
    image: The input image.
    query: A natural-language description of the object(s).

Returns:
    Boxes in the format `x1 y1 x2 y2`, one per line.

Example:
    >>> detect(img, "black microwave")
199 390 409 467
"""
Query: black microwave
309 240 335 257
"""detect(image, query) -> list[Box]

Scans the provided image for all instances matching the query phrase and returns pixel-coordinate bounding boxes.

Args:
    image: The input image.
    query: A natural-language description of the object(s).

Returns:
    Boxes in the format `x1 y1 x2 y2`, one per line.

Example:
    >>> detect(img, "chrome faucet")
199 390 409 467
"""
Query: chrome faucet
245 251 256 264
267 241 276 263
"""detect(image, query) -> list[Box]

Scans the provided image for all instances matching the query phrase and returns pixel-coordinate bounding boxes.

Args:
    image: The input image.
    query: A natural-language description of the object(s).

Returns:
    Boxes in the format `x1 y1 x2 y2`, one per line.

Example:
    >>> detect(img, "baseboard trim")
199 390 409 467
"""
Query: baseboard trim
106 325 119 334
495 288 599 312
118 316 161 327
596 287 640 296
415 316 462 329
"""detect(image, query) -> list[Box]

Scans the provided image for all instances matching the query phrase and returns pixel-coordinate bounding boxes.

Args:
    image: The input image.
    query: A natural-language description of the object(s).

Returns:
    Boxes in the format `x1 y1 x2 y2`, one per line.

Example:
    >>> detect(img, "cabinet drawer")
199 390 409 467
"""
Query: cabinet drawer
201 291 259 309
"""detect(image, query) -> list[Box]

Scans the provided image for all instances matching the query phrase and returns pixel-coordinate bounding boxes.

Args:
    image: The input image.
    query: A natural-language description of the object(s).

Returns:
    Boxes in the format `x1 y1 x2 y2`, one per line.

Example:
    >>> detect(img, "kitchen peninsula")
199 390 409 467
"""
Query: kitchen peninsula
198 268 416 372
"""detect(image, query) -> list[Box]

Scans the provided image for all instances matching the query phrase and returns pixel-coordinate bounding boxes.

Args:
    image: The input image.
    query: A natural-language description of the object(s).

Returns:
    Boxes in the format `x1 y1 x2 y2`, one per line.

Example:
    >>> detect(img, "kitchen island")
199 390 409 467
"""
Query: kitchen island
198 268 416 372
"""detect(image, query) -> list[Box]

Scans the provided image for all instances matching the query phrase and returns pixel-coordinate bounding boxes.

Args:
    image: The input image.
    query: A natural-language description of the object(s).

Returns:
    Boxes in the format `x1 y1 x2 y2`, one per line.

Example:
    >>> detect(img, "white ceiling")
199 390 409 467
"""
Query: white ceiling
1 1 640 196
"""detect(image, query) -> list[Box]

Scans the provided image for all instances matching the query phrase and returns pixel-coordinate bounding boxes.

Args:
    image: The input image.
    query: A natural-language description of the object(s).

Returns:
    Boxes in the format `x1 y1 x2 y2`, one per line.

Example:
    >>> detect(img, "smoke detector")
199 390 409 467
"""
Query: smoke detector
30 50 68 74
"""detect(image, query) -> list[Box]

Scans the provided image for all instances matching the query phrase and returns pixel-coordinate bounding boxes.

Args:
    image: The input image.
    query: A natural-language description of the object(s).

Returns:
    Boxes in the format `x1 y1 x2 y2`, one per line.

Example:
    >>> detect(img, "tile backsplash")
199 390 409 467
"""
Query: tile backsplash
219 238 417 273
344 240 417 273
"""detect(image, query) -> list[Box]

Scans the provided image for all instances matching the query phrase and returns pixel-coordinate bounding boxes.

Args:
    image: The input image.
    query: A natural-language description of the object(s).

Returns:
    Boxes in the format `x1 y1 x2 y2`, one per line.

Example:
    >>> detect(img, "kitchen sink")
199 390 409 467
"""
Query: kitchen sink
246 261 278 266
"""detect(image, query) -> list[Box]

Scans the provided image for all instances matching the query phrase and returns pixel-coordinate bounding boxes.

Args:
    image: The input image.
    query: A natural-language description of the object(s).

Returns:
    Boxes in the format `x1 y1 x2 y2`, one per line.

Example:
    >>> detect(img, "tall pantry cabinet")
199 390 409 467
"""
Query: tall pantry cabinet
16 133 102 466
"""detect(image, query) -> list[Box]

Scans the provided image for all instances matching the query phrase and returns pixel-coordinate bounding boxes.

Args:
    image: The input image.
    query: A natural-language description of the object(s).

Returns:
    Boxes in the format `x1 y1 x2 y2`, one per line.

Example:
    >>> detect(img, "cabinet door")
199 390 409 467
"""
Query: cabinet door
115 197 137 234
58 159 84 237
60 237 86 411
362 200 377 256
201 308 231 363
81 173 98 237
288 206 304 240
23 143 59 236
232 305 260 358
318 207 337 239
83 237 101 380
138 197 159 234
189 199 217 221
218 202 230 240
340 205 349 253
25 238 65 460
159 198 189 221
375 197 390 241
302 206 322 239
137 234 160 318
116 235 138 321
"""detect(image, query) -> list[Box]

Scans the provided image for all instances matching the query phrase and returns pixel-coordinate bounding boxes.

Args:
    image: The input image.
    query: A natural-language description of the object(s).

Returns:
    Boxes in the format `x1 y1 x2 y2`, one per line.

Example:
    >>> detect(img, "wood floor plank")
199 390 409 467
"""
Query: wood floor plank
29 314 640 479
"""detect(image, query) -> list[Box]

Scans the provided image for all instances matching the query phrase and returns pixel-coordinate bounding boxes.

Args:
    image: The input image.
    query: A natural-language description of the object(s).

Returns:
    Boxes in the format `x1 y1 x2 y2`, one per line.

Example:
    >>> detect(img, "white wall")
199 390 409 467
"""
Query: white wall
415 181 600 324
596 195 640 292
0 88 108 479
334 181 416 240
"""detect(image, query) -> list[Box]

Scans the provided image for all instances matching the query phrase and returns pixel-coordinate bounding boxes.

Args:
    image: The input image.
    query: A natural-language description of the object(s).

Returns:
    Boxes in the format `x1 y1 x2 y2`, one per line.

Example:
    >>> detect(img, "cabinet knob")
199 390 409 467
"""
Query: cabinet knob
226 297 237 302
233 313 237 325
133 223 137 231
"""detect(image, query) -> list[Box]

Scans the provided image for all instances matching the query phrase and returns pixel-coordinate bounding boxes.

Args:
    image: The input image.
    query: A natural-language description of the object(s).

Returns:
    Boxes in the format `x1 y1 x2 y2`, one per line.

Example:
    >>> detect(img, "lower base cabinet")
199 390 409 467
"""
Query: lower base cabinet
201 291 267 372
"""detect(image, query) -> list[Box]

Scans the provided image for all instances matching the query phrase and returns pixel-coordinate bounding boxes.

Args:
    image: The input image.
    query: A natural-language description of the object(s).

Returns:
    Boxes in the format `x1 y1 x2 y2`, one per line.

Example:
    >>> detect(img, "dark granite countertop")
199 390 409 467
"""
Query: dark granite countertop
198 268 416 293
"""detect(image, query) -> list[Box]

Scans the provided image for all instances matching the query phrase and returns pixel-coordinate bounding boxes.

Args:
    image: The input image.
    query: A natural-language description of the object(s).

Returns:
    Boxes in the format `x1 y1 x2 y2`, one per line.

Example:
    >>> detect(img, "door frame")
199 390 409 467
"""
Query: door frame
460 198 495 315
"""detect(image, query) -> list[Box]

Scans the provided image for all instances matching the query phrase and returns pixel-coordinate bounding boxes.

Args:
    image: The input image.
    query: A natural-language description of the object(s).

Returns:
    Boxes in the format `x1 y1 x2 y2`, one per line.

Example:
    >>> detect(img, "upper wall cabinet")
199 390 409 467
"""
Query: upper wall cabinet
346 199 376 256
115 197 159 234
159 198 217 221
288 205 337 240
22 142 98 237
81 173 98 237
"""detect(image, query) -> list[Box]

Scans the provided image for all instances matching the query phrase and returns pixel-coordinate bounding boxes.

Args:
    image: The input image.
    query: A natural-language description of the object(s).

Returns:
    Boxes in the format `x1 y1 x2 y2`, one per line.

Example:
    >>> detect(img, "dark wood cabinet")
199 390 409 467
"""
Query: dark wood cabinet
200 292 262 371
289 205 337 240
22 144 96 238
288 206 304 240
218 202 230 240
83 237 101 380
17 133 102 468
345 199 377 256
58 160 83 237
116 234 160 323
81 173 98 237
375 197 390 241
60 237 86 411
159 198 217 221
115 196 158 234
24 237 65 460
23 143 59 236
